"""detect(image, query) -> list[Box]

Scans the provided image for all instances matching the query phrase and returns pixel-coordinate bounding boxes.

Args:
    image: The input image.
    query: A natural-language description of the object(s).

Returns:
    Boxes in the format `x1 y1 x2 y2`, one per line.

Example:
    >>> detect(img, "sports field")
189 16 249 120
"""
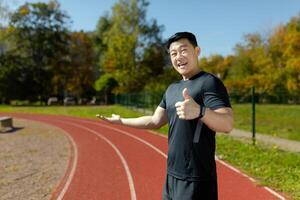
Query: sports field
0 104 299 199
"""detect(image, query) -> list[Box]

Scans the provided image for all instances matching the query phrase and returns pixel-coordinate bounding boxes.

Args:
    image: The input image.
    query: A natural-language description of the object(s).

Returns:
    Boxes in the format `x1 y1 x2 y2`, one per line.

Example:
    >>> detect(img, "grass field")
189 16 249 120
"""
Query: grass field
0 105 142 118
232 104 300 141
1 104 299 140
216 135 300 200
0 104 299 199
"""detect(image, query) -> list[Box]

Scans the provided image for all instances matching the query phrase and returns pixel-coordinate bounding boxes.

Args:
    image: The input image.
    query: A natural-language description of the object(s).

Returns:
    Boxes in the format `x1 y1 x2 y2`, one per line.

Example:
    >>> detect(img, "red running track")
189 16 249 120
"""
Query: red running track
2 113 287 200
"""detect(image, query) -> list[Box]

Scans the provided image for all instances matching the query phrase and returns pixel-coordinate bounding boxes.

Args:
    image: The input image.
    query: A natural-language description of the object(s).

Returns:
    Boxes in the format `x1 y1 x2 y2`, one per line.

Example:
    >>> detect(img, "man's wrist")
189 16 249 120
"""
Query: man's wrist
199 105 206 119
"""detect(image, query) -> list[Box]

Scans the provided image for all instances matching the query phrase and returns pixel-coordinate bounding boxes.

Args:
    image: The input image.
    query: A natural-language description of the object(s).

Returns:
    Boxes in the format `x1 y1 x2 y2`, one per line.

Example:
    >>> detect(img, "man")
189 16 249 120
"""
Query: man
98 32 233 200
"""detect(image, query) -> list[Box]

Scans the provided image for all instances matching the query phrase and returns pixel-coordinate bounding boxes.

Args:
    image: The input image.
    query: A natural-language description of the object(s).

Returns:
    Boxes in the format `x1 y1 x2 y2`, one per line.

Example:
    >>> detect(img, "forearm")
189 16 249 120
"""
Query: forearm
99 106 167 129
119 116 161 129
201 108 233 133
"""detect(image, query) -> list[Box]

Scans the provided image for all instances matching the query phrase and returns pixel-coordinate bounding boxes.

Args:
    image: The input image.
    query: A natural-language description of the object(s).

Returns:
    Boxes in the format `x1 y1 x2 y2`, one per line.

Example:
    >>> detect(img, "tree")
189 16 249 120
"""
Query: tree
65 31 97 99
283 14 300 98
94 0 165 93
94 73 118 104
2 0 71 102
0 0 10 27
144 65 180 94
199 54 231 80
0 0 13 56
0 53 28 102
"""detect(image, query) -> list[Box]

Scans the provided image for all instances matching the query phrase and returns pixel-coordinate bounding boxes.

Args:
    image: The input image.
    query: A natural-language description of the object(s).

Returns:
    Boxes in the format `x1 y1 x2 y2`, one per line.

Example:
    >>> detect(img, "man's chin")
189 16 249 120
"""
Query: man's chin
177 68 188 74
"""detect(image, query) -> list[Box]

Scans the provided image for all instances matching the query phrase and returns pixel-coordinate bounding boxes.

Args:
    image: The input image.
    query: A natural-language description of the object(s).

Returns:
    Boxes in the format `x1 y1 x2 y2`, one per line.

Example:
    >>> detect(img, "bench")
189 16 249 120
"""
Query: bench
0 116 13 129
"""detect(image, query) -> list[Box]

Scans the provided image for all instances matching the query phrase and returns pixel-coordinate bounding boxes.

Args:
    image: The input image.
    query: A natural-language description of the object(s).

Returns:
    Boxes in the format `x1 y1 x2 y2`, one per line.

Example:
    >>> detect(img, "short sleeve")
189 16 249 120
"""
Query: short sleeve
203 75 231 110
158 92 166 109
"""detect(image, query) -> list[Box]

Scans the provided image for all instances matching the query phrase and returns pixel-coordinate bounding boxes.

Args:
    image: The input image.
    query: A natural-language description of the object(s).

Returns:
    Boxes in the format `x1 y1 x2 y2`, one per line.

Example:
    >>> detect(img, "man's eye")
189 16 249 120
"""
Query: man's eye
171 53 177 57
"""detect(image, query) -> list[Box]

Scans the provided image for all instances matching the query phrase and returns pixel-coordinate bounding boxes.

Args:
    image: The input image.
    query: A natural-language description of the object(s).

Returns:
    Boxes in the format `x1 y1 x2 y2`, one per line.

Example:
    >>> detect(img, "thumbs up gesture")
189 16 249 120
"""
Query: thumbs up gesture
175 88 201 120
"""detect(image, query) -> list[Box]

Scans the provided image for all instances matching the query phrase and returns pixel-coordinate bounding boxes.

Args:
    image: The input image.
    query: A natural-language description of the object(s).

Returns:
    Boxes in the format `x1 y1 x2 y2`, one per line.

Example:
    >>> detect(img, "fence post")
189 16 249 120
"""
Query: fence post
251 86 256 145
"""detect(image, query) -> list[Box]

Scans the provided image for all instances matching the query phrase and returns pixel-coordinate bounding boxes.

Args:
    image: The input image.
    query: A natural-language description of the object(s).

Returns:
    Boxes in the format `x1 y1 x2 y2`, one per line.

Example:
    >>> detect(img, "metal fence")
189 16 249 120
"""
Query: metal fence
113 92 163 113
229 89 300 104
113 87 300 144
113 87 300 108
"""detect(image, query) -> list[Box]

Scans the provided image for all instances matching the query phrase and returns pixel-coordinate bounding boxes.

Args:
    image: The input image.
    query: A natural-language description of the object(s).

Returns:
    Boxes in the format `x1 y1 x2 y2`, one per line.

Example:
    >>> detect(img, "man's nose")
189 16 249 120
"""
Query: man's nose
176 52 183 60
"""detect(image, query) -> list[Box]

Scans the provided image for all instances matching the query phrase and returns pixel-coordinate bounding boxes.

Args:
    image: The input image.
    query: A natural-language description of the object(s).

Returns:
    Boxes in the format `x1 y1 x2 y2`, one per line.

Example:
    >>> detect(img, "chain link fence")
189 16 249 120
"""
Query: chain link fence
113 92 163 114
112 87 300 142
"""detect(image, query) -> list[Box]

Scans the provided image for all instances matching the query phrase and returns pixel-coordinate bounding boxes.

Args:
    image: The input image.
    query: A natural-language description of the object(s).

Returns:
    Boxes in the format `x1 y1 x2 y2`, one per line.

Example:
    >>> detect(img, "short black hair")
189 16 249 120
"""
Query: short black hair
165 32 198 51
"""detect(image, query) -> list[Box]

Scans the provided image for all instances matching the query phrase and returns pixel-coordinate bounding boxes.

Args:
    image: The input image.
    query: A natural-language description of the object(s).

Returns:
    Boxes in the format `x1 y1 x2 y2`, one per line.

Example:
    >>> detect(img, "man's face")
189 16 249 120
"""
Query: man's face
169 38 200 79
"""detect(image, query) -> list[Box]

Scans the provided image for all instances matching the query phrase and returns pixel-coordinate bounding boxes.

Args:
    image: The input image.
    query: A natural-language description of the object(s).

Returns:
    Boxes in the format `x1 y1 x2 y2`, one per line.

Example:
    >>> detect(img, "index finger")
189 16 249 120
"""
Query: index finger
175 101 183 108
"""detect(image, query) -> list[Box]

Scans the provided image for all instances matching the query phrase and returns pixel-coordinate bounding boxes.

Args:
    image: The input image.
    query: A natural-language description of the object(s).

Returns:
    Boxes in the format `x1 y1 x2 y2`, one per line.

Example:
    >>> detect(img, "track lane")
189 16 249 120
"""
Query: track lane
1 113 287 200
59 116 167 199
58 115 286 200
6 113 132 200
52 119 137 200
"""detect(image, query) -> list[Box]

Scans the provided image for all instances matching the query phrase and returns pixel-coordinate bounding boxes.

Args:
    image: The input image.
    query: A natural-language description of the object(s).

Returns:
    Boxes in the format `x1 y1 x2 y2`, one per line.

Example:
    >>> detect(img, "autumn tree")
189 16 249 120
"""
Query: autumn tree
282 14 300 99
199 54 233 80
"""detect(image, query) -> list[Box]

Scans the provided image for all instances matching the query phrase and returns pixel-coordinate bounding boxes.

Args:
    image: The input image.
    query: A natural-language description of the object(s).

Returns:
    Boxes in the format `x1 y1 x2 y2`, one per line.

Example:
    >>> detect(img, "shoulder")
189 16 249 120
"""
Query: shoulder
201 71 225 88
201 71 221 82
166 80 181 92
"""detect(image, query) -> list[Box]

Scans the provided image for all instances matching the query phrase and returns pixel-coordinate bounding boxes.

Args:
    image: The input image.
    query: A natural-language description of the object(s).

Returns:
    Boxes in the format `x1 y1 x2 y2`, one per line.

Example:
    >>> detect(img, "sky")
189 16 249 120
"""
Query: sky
10 0 300 57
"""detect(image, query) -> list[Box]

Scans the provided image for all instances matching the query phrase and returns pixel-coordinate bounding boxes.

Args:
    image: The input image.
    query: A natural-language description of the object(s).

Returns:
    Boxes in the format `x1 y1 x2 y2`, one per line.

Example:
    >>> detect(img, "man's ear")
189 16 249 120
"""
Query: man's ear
195 46 201 56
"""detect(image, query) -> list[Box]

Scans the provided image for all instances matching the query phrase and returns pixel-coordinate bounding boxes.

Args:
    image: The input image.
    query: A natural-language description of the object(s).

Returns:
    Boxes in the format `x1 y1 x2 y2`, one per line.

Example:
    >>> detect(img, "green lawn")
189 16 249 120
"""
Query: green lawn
0 104 299 199
233 104 300 141
1 104 299 141
216 135 300 200
0 105 142 119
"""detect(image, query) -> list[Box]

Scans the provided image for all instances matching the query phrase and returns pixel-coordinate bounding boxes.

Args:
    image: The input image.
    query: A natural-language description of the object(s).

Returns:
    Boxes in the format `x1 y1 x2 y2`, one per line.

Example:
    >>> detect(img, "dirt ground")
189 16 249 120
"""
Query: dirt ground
0 118 70 200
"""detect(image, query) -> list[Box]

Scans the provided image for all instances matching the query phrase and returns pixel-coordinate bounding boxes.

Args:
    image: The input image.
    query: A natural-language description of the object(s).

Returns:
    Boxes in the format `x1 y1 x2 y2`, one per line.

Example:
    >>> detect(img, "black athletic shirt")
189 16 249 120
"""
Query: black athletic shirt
159 71 231 181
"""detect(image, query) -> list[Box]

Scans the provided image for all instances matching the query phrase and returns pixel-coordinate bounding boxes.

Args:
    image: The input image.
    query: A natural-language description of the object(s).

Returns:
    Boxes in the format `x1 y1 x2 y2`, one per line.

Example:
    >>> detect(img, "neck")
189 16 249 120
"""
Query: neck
182 68 201 80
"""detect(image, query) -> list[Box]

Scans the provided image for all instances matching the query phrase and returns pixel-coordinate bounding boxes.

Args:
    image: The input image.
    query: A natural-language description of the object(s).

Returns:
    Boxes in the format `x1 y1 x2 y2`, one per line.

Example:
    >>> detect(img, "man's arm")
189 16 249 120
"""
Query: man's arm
97 106 168 129
201 107 233 133
175 88 233 133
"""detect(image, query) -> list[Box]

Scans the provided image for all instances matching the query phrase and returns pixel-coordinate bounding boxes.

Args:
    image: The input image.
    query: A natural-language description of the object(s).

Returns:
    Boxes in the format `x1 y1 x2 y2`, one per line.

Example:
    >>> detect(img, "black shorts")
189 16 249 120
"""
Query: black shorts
162 174 218 200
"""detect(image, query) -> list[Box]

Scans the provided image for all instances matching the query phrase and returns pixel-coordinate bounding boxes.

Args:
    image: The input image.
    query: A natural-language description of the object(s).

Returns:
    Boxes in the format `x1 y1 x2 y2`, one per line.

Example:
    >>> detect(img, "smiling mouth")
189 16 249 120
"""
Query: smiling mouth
178 63 188 68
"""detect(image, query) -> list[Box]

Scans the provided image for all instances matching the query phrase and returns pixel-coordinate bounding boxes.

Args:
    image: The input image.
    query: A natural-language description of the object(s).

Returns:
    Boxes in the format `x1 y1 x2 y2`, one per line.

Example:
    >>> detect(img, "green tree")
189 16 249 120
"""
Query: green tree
0 0 10 27
2 0 71 102
94 0 165 93
0 0 12 56
0 53 28 102
94 73 118 104
144 65 180 94
65 31 97 99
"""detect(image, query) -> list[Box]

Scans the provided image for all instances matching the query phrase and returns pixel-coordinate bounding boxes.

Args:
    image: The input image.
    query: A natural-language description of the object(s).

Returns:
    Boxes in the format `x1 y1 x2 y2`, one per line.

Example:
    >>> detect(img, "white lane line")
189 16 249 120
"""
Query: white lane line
215 156 286 200
14 117 79 200
263 187 286 200
216 158 256 182
67 118 167 158
55 120 137 200
62 117 286 200
56 132 78 200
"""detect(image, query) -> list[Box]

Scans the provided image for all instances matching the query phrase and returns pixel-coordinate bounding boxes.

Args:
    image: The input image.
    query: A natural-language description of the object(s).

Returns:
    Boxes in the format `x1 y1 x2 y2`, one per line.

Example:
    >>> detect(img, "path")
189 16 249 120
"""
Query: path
1 113 288 200
230 129 300 153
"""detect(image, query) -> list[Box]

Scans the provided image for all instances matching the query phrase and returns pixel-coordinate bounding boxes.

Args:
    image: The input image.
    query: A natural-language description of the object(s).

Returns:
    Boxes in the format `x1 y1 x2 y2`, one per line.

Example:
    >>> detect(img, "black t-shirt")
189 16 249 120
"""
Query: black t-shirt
159 71 231 181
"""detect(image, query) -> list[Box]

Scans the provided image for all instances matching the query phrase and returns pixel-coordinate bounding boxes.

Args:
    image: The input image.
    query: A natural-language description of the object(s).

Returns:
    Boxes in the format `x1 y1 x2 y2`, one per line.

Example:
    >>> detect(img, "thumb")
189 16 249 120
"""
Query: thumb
182 88 191 100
